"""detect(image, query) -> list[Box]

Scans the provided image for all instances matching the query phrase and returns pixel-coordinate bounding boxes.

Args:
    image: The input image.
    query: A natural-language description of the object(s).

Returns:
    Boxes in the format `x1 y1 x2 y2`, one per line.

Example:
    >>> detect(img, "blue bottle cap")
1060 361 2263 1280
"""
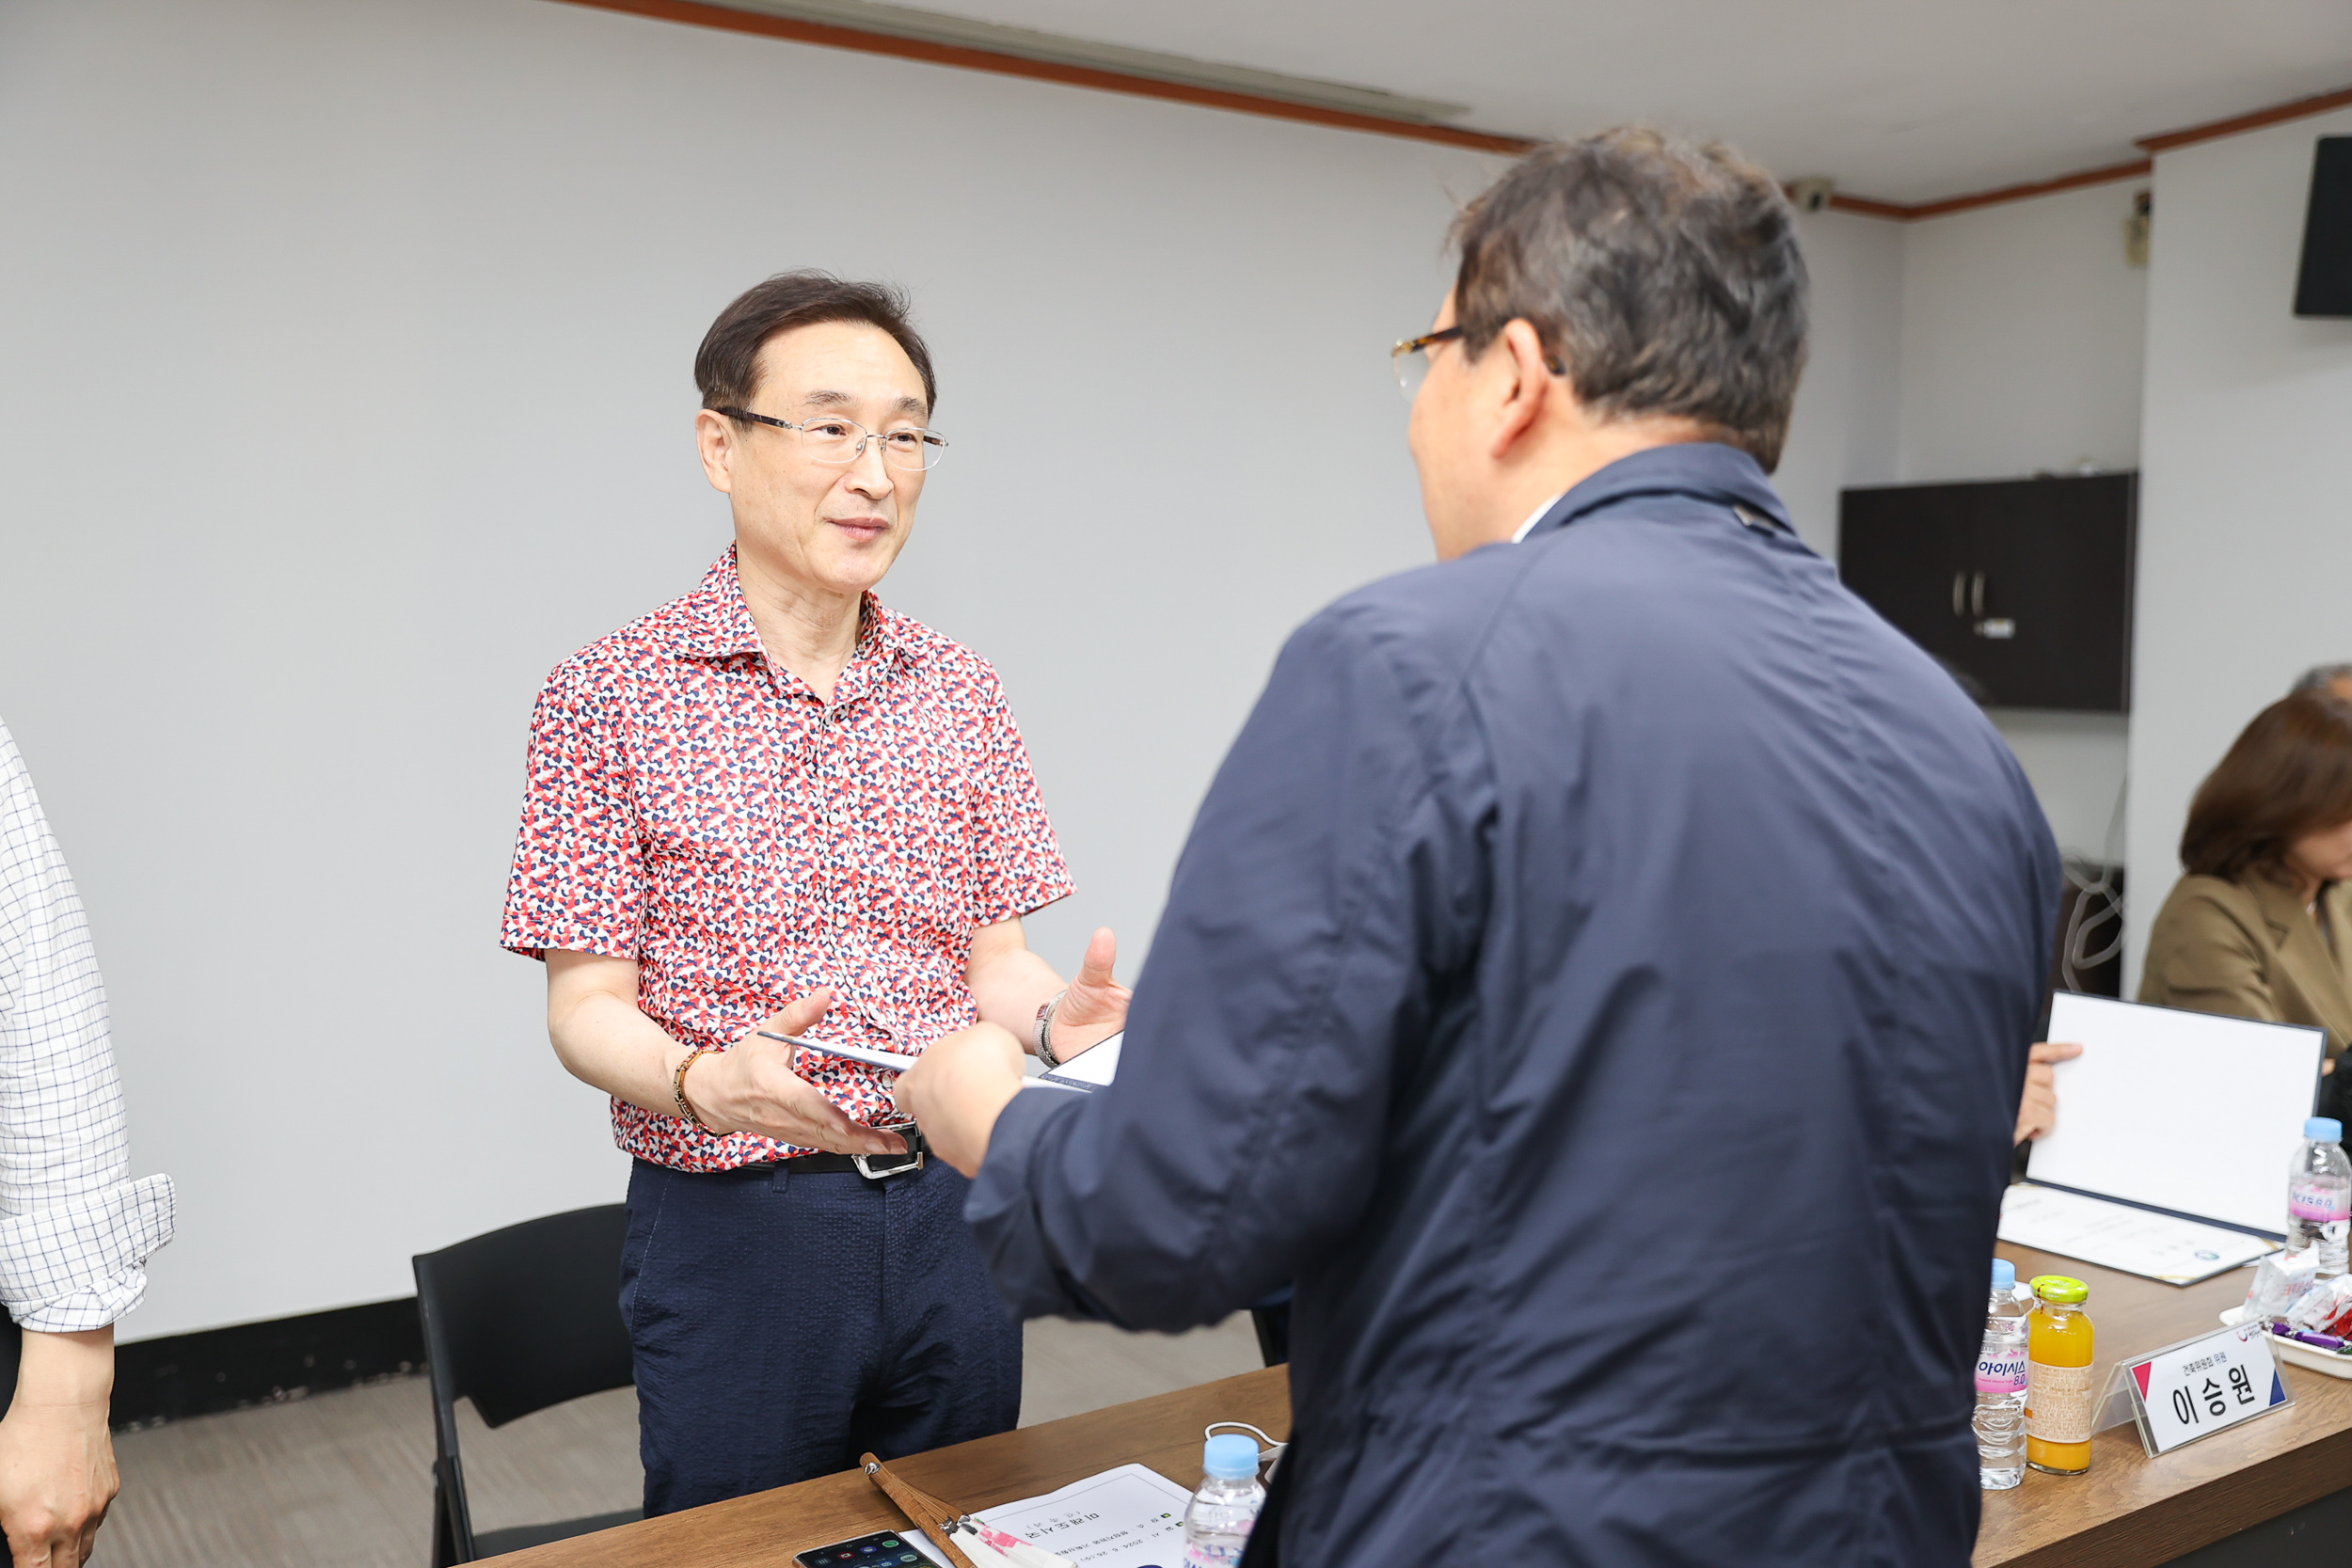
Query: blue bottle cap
1203 1433 1259 1480
1991 1259 2016 1290
2309 1117 2344 1143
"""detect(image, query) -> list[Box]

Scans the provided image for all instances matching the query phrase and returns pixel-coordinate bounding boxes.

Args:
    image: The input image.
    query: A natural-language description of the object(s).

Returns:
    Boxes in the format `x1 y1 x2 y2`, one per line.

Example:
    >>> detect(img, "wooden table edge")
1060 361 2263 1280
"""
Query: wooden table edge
480 1365 1292 1566
1993 1416 2352 1568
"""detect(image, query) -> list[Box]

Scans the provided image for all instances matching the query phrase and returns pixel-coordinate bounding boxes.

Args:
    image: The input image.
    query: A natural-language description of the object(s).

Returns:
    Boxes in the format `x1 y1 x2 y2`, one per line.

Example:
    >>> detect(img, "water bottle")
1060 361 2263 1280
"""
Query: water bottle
1974 1259 2029 1490
2288 1116 2352 1278
1183 1434 1265 1567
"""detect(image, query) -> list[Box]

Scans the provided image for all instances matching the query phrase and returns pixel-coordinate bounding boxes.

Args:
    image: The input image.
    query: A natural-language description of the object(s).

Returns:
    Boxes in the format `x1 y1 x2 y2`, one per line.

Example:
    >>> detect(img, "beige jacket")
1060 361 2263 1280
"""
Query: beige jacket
2138 872 2352 1060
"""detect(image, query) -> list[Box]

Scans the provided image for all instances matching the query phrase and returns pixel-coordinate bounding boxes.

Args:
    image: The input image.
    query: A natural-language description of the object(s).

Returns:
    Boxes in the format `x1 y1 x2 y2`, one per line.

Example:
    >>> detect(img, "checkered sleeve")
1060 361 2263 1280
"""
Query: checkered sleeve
964 668 1074 927
0 719 177 1332
501 662 647 960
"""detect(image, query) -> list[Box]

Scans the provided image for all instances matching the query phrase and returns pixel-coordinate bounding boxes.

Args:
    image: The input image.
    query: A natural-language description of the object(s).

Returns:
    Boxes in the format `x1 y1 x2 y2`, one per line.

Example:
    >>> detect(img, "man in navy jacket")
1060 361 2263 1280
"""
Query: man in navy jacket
903 129 2058 1567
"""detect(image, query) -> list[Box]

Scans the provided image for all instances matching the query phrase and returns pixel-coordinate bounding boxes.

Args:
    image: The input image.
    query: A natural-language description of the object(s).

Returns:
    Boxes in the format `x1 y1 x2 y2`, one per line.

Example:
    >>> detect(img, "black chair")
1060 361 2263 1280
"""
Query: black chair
1248 1287 1292 1367
414 1204 640 1565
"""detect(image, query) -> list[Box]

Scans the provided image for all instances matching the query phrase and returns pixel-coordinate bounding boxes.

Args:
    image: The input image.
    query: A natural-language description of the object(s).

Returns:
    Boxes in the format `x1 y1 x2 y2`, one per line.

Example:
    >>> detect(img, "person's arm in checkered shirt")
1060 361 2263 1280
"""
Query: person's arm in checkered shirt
0 717 177 1566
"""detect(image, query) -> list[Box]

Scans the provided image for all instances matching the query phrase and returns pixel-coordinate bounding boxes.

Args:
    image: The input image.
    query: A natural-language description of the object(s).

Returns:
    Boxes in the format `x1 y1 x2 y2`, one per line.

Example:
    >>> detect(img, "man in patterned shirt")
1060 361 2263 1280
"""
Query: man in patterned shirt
501 272 1126 1514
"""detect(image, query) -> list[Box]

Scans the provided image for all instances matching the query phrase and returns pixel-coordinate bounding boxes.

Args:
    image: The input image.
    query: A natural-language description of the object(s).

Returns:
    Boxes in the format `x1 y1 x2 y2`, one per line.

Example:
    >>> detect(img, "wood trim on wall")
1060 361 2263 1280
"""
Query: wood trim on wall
2136 84 2352 155
1823 193 1921 221
549 0 1540 155
538 1 2351 225
1823 80 2352 220
1890 159 2154 221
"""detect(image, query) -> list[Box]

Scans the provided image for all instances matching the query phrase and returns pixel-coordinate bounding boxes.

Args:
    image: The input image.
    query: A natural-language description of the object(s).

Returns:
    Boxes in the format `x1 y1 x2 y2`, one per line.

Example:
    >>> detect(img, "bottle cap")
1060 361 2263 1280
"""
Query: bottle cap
1991 1259 2016 1291
2030 1274 2090 1305
1203 1433 1260 1481
2308 1117 2343 1143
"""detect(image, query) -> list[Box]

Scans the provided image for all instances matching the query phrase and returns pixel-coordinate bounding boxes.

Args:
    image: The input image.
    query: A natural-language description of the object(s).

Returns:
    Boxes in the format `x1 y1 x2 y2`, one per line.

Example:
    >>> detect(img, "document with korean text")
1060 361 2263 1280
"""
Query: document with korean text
1998 1181 2272 1285
907 1463 1192 1568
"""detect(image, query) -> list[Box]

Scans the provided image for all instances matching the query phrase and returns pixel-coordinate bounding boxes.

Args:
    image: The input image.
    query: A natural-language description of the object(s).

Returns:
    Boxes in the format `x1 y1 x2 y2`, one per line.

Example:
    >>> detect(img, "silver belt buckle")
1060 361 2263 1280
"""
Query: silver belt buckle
853 1121 927 1180
852 1148 923 1180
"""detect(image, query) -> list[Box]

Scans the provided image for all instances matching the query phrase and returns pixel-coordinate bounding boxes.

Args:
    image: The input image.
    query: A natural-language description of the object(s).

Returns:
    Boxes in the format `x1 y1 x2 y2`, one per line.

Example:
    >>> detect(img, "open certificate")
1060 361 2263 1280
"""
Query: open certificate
1998 1183 2272 1284
1031 1033 1123 1094
906 1464 1193 1568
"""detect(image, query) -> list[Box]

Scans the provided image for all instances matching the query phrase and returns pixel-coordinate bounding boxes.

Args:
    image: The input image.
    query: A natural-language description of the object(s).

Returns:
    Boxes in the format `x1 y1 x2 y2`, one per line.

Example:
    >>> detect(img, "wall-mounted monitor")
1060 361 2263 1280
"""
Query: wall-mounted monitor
2295 136 2351 319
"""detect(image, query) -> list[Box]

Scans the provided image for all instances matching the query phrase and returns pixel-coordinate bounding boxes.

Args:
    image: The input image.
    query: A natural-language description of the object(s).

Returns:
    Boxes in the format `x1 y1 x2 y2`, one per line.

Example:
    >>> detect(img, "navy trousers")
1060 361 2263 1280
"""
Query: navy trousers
620 1155 1024 1515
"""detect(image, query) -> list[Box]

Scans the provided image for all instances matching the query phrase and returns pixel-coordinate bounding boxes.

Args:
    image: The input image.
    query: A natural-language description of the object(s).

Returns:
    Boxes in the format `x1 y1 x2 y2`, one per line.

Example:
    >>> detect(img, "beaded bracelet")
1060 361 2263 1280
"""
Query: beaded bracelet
672 1045 721 1128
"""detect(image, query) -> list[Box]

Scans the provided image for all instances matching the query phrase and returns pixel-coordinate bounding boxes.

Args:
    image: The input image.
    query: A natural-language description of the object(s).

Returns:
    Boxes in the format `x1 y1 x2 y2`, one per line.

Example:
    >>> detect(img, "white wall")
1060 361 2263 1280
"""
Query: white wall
1898 181 2150 483
1891 180 2153 862
1985 711 2129 863
2124 107 2352 988
0 0 1498 1339
1775 211 1905 556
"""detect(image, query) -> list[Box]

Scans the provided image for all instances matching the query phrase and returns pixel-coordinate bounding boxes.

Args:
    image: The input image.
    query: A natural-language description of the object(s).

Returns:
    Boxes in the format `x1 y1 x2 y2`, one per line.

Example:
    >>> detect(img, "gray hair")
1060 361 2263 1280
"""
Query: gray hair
2293 664 2352 696
1449 128 1810 471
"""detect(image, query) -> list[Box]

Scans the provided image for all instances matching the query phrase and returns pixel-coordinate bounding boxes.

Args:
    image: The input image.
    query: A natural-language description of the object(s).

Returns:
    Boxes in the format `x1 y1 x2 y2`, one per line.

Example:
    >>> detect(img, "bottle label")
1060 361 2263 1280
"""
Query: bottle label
2290 1181 2350 1223
2026 1360 2098 1444
1976 1347 2028 1394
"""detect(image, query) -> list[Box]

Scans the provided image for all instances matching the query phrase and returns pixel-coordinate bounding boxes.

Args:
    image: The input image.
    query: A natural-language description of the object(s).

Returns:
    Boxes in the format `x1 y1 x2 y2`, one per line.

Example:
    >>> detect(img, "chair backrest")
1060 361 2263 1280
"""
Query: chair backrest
413 1204 633 1429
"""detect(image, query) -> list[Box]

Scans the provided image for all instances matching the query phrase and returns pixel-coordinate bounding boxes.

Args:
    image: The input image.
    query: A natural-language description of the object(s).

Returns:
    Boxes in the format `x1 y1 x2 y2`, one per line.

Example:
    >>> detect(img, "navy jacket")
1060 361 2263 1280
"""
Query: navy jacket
969 444 2058 1567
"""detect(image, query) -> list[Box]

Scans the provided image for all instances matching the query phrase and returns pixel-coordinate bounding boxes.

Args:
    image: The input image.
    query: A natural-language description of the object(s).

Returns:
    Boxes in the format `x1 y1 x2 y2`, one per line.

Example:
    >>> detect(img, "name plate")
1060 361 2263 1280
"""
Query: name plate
2112 1320 2294 1456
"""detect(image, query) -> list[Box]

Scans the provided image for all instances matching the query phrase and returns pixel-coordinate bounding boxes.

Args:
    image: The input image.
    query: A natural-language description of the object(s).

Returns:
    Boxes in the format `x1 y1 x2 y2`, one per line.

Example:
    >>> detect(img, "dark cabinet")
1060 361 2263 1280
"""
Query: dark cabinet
1837 472 2137 713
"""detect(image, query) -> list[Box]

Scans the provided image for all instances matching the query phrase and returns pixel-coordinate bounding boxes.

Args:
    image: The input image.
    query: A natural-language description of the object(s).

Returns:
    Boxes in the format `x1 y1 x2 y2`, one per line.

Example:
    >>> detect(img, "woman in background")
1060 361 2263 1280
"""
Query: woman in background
2141 689 2352 1119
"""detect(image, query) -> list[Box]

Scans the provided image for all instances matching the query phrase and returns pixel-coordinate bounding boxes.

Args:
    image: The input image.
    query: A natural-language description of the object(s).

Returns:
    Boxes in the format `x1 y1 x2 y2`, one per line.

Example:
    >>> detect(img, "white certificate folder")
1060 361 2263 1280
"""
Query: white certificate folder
2009 994 2326 1279
1025 1032 1122 1094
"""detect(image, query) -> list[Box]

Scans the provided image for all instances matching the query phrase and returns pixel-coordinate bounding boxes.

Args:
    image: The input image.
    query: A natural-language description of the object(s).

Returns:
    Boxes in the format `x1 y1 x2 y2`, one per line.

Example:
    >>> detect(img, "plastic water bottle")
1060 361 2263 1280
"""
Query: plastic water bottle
1974 1259 2029 1490
1183 1434 1265 1567
2288 1116 2352 1278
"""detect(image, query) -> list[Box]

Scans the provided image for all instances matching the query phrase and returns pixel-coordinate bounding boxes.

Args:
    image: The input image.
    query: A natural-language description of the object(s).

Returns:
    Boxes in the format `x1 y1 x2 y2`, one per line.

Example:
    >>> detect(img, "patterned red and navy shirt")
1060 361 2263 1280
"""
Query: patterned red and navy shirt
501 547 1073 1170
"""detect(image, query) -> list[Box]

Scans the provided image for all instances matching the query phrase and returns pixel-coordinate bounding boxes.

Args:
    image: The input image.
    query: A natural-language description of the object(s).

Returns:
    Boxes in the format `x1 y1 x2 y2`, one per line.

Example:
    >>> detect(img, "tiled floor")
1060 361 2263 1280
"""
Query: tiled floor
96 1315 1263 1567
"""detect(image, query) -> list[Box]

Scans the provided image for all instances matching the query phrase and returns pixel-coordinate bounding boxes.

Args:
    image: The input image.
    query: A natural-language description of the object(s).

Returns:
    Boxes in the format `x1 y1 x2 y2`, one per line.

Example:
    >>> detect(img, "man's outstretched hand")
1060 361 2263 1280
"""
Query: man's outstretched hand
897 1022 1026 1177
1047 927 1130 1061
685 989 907 1157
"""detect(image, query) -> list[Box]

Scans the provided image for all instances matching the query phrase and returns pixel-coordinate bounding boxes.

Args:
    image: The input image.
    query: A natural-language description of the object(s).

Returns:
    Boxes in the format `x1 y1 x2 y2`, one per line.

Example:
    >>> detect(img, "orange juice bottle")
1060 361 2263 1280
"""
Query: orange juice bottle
2025 1275 2095 1475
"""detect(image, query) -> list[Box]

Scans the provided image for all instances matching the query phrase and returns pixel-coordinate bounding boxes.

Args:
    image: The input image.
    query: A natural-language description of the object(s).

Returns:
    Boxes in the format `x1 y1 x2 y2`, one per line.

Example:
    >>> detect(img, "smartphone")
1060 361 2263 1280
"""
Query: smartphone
793 1528 927 1567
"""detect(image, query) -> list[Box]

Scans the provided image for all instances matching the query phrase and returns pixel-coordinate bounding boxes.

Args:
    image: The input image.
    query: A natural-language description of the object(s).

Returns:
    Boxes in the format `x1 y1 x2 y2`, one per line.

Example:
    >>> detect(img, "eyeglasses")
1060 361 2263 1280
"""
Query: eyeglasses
1391 326 1463 400
713 407 948 471
1389 327 1567 400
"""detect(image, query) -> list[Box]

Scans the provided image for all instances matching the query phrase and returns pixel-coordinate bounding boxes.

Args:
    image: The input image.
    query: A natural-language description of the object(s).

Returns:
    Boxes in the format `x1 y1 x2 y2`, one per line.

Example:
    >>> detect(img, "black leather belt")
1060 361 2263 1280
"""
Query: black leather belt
714 1128 928 1181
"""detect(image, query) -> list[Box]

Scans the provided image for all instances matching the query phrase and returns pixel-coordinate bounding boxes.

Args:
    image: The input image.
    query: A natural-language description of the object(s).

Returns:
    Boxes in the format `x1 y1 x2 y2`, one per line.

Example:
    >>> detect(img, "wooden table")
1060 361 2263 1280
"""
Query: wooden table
484 1367 1290 1566
485 1248 2348 1568
1977 1242 2352 1567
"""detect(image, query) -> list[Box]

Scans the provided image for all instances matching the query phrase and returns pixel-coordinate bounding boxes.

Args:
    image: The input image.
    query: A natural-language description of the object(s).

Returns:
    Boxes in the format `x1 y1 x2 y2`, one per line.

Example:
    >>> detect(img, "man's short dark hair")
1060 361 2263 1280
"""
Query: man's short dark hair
1451 128 1809 471
695 270 937 418
2293 663 2352 696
